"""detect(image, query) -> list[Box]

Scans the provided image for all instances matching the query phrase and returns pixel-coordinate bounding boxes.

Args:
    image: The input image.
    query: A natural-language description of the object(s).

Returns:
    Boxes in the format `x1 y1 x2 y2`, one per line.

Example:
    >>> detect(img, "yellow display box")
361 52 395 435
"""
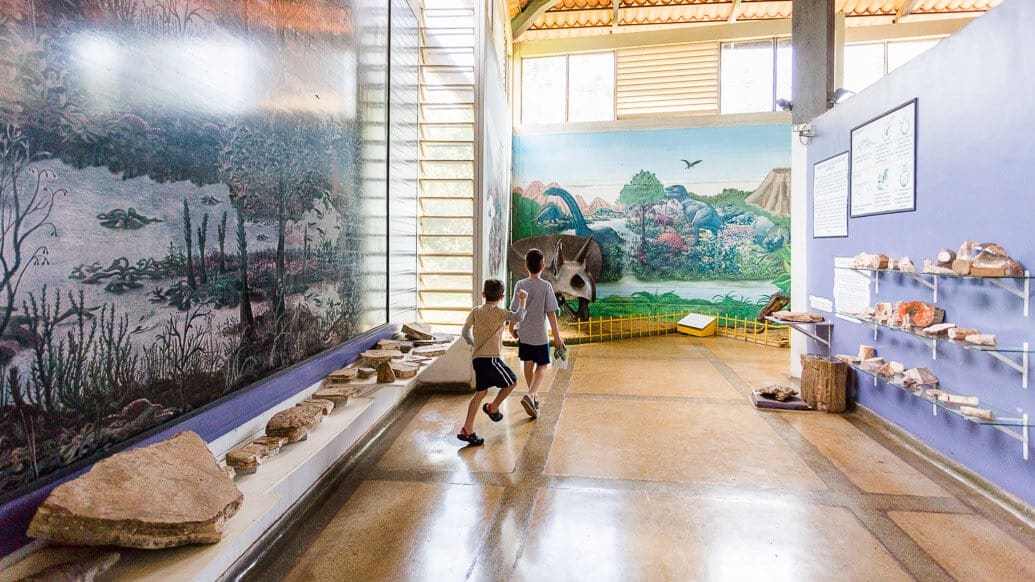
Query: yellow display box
676 312 717 337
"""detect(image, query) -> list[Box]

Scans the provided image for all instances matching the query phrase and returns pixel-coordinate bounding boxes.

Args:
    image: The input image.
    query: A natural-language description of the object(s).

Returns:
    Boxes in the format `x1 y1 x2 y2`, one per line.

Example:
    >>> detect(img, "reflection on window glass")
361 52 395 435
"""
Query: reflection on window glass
775 39 792 105
887 39 939 72
522 56 566 124
844 43 885 93
721 40 775 114
568 52 615 122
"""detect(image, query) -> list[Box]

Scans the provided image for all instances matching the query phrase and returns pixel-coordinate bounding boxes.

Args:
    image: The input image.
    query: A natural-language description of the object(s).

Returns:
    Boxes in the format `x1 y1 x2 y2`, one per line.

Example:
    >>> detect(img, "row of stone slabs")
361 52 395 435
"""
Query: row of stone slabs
20 324 453 578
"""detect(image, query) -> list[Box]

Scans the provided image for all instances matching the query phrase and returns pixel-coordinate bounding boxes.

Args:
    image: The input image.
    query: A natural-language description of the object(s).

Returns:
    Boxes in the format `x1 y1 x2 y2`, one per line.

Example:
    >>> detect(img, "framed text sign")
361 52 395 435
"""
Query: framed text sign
849 99 917 217
813 152 849 238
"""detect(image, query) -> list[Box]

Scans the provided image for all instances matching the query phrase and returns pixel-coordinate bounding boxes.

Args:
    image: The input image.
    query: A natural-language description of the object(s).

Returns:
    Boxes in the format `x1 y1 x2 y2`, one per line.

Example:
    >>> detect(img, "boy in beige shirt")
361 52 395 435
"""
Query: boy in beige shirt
458 279 527 446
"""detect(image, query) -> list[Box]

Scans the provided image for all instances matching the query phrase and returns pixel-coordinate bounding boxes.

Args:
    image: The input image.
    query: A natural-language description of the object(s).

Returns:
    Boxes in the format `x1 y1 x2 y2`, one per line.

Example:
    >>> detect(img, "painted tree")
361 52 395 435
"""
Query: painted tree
0 124 63 338
618 170 666 255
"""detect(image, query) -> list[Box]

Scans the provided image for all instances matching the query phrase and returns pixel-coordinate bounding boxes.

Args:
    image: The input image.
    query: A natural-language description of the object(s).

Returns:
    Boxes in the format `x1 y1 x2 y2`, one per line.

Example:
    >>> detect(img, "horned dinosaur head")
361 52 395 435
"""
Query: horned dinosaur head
548 237 596 302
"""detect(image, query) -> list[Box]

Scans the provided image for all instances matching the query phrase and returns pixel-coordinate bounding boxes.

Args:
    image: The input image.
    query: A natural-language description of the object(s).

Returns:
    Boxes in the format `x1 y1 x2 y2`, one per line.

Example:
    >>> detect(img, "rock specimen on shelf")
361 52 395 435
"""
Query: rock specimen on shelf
225 442 275 475
877 361 905 377
297 398 334 416
935 248 956 269
376 339 401 351
938 393 979 406
903 367 939 388
391 362 419 379
922 323 956 336
970 242 1025 276
873 303 893 324
922 259 955 275
412 345 448 357
267 406 324 443
895 301 945 328
860 357 886 371
958 241 981 260
858 345 877 360
965 333 997 346
219 462 236 480
362 350 399 383
952 258 974 276
835 354 860 364
896 257 916 273
399 341 414 353
772 311 824 323
314 385 361 405
947 327 981 340
19 551 121 581
410 355 432 363
402 321 434 340
960 406 995 421
853 252 889 269
357 367 376 379
27 431 242 548
325 367 358 385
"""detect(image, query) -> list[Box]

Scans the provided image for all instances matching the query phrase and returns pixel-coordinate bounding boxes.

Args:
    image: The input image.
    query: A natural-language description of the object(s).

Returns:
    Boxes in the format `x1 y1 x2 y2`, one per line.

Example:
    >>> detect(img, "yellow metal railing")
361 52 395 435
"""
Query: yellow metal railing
558 311 789 348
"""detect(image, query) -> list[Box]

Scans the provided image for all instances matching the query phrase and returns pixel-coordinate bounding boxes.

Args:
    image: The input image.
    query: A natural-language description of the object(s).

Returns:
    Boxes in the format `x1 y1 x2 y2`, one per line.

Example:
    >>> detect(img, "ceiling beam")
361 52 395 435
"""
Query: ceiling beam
512 0 565 39
895 0 922 23
728 0 742 23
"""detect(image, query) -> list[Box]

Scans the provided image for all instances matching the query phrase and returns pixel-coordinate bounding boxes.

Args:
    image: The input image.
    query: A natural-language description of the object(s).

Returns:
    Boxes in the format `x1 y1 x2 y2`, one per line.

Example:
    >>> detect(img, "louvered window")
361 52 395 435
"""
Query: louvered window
615 42 720 118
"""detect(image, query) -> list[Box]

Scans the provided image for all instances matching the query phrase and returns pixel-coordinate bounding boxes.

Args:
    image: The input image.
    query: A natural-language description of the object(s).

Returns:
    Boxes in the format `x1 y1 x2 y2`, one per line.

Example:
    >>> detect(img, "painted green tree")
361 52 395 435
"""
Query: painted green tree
618 170 665 255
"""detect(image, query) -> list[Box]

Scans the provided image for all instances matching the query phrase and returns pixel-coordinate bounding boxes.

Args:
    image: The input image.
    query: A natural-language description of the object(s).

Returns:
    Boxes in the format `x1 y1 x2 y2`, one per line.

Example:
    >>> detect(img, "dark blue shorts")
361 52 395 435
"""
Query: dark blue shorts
517 342 550 366
472 357 517 391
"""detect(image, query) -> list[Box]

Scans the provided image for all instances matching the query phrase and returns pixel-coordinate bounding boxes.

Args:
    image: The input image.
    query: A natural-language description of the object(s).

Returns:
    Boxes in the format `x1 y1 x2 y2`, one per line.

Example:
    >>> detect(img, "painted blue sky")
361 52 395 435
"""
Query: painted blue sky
513 123 791 201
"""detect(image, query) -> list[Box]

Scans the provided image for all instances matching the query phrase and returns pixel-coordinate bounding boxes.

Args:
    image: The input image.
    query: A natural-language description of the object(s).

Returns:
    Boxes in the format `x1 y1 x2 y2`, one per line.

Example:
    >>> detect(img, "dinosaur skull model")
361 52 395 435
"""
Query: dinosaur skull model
547 237 595 303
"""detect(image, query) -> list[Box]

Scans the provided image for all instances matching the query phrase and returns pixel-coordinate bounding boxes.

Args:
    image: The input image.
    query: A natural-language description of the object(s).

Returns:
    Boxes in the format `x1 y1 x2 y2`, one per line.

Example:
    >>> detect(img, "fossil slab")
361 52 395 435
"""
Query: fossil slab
27 432 242 549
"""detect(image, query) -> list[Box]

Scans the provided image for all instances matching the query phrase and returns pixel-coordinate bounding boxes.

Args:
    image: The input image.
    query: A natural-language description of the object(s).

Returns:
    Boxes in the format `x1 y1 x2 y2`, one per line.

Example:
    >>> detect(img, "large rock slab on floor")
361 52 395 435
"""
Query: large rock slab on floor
27 431 242 549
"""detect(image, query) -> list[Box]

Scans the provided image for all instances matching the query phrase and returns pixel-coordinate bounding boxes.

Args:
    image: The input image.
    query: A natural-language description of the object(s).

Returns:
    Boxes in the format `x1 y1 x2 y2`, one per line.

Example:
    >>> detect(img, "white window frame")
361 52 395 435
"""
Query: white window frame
520 51 616 125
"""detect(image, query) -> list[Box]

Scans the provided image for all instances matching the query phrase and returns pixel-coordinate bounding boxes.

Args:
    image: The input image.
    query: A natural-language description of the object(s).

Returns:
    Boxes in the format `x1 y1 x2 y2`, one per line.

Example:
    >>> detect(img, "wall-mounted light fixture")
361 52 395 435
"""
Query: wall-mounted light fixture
776 98 793 112
794 122 815 146
828 88 856 106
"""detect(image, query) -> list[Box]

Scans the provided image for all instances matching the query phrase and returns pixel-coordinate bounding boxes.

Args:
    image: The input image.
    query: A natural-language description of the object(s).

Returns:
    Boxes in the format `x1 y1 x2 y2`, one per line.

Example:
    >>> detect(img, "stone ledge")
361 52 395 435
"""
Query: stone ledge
3 338 468 581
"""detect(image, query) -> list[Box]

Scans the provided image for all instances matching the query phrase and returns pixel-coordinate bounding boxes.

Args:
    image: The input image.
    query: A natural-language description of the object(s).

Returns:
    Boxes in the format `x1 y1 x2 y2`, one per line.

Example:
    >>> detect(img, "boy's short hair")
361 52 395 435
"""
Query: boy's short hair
525 248 544 274
483 278 505 301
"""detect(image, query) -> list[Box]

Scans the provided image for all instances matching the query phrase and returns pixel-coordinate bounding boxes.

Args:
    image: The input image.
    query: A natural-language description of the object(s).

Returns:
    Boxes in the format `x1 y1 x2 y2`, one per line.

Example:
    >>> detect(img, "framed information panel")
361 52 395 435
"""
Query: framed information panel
813 152 849 238
850 99 917 217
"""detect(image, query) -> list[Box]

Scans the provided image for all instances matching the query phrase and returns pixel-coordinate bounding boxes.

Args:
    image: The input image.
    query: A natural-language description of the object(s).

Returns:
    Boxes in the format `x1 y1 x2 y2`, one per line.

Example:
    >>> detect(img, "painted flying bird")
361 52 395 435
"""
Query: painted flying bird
682 159 703 170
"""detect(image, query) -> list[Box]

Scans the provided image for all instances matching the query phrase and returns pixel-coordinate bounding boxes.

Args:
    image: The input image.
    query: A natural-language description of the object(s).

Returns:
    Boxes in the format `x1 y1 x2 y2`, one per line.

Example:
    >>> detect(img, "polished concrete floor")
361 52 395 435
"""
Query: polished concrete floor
253 336 1035 581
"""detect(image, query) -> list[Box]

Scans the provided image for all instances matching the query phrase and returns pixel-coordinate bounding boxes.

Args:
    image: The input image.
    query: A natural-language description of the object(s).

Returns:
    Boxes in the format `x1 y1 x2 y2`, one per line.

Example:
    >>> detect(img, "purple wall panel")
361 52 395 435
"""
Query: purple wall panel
806 0 1034 506
0 324 395 557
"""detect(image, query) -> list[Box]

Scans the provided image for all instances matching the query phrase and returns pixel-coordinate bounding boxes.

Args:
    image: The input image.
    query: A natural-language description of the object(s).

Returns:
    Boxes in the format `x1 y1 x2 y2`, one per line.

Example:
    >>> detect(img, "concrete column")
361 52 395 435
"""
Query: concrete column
791 0 835 124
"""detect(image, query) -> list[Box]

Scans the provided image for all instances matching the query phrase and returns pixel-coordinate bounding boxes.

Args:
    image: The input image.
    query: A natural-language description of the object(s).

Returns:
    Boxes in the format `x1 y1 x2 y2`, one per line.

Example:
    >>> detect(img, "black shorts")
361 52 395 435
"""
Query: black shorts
472 357 517 391
517 342 551 366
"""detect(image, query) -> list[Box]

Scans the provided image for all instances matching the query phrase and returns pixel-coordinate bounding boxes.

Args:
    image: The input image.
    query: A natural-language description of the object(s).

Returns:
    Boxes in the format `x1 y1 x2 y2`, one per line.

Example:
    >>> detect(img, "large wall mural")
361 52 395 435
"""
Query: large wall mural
511 124 791 318
0 0 412 498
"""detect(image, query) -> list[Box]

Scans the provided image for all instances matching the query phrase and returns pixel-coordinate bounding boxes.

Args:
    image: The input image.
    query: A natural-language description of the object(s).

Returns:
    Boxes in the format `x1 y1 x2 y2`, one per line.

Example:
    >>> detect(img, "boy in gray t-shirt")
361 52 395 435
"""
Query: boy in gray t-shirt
509 248 565 419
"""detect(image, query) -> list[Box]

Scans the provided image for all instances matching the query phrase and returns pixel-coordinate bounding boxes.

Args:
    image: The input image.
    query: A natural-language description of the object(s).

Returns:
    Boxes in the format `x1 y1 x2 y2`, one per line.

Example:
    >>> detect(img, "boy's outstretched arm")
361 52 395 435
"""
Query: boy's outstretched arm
508 289 528 323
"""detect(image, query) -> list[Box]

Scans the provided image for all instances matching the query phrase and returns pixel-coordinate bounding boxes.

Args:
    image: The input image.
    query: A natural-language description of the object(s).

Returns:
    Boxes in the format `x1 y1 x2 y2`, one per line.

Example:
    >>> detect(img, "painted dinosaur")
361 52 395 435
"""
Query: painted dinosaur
544 187 625 281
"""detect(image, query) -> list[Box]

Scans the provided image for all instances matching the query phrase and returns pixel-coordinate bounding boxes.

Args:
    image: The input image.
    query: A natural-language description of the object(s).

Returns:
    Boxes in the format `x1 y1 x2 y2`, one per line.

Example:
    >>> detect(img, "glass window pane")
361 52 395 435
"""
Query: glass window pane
567 52 615 122
721 40 776 114
844 43 885 94
887 39 939 72
521 56 566 124
775 39 792 105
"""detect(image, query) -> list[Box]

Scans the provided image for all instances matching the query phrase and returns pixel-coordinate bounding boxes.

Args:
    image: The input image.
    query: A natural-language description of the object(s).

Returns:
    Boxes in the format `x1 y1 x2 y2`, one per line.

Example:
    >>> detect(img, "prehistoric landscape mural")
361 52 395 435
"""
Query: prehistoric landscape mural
0 0 409 497
511 124 791 318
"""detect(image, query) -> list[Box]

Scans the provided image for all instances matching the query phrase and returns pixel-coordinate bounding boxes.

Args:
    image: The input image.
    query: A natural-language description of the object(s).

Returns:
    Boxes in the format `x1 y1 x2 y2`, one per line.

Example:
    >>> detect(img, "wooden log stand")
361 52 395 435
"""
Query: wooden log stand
800 355 849 413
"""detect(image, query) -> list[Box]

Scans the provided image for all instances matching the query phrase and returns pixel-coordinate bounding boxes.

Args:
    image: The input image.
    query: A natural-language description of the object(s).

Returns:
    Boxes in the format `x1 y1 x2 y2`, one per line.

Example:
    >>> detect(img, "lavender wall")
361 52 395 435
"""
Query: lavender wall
806 0 1034 506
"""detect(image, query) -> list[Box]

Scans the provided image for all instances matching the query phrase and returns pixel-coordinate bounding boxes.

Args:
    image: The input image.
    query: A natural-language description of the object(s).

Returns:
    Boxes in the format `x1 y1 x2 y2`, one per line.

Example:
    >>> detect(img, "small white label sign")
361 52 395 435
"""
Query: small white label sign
809 295 833 313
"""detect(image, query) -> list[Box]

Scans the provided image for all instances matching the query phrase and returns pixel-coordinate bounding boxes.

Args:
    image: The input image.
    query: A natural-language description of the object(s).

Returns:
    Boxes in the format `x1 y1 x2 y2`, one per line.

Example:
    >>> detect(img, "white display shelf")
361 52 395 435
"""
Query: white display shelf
835 266 1033 316
847 362 1030 460
764 316 832 351
836 312 1030 388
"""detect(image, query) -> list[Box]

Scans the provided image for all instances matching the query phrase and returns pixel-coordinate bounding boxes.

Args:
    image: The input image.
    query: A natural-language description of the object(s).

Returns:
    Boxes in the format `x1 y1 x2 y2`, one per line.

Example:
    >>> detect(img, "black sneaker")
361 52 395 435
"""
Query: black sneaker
457 430 484 446
482 403 503 422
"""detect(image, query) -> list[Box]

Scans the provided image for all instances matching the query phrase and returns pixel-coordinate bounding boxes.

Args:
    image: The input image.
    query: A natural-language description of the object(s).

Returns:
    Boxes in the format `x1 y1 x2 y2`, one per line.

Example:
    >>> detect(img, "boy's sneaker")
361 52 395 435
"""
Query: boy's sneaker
457 429 484 446
521 394 539 419
482 403 503 422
